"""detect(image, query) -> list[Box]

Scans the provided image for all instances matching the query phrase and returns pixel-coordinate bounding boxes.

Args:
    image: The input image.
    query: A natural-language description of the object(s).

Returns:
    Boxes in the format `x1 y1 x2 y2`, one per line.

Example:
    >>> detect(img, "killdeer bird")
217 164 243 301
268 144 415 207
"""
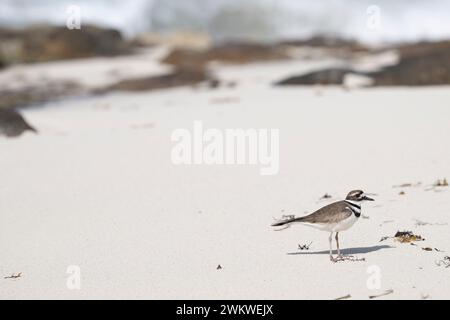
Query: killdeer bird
271 190 374 262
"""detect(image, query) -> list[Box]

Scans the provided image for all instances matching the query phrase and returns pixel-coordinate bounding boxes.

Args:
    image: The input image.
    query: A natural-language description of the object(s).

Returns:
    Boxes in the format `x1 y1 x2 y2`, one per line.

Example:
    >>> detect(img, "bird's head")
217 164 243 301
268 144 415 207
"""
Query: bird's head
346 190 374 202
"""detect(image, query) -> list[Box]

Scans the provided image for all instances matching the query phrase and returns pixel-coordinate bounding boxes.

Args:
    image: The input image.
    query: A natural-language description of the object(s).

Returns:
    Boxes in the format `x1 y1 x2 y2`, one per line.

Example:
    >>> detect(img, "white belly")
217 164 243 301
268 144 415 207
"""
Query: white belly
299 214 359 232
332 214 359 232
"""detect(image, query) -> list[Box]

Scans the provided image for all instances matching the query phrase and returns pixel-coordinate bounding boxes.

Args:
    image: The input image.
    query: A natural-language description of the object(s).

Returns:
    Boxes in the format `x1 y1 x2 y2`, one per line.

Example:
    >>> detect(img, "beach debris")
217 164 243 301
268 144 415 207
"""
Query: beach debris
380 231 424 243
369 289 394 299
425 178 449 191
399 191 406 195
394 231 424 243
4 272 22 279
208 79 221 89
216 265 222 270
433 178 448 187
298 242 312 251
320 193 332 200
422 247 433 251
435 256 450 268
334 255 365 263
421 294 430 300
335 294 351 300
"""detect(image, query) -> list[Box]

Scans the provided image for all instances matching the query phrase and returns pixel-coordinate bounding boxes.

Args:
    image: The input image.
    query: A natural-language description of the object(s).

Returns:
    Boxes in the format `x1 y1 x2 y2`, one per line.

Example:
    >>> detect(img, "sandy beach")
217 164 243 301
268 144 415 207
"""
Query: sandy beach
1 45 450 299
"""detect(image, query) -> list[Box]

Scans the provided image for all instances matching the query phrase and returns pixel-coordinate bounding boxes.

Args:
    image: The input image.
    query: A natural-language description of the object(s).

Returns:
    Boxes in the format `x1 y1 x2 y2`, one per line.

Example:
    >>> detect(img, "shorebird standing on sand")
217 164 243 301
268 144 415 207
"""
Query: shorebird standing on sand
271 190 374 262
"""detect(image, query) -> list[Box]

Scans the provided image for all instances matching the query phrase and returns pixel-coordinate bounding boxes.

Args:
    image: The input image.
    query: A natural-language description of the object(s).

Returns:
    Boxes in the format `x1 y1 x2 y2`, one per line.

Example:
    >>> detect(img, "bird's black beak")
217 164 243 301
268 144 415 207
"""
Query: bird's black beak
363 195 374 201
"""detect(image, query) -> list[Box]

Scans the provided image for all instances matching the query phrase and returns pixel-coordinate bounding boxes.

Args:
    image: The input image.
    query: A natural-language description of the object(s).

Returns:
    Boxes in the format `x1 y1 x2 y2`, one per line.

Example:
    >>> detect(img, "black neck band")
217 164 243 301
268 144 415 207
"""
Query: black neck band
345 200 361 210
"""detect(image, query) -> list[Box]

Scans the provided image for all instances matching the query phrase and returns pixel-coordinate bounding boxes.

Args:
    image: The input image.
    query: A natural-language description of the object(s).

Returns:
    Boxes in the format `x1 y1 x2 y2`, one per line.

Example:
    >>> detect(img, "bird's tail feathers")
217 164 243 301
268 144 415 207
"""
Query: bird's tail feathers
271 216 304 230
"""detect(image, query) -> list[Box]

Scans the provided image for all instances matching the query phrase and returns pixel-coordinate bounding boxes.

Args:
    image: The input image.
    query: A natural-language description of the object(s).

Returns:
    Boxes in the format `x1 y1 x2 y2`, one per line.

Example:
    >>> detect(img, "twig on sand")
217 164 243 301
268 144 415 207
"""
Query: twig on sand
4 272 22 279
298 242 312 251
335 294 351 300
369 289 394 299
435 256 450 268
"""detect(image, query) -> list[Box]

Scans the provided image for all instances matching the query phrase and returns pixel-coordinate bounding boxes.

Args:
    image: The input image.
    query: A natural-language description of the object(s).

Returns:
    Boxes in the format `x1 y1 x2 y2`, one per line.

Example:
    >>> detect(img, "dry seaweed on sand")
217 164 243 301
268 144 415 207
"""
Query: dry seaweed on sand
380 231 425 243
394 231 425 243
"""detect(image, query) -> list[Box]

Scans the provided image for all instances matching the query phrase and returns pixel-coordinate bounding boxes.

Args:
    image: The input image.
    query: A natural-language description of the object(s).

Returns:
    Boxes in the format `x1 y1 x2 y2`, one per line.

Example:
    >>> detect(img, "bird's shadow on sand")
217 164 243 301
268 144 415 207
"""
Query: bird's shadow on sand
288 245 394 256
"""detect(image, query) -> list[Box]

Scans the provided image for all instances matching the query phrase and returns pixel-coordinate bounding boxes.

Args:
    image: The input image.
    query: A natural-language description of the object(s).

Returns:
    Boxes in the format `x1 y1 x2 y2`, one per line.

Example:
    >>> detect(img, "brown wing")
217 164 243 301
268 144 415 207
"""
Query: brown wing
295 201 353 224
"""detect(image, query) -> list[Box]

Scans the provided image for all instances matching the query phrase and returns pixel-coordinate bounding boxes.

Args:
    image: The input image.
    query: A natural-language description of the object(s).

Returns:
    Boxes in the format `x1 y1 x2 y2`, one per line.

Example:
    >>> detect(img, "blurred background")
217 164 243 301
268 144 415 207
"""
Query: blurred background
0 0 450 136
1 0 450 44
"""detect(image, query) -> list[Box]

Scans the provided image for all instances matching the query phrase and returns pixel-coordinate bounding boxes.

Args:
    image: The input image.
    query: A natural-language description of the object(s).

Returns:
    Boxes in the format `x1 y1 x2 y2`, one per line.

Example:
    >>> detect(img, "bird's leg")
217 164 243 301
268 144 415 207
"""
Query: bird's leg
329 232 337 262
335 232 342 258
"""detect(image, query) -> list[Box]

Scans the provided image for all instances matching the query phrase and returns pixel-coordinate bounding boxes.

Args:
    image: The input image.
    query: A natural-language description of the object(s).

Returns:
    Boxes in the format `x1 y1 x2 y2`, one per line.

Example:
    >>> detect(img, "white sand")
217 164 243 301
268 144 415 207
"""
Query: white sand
1 53 450 299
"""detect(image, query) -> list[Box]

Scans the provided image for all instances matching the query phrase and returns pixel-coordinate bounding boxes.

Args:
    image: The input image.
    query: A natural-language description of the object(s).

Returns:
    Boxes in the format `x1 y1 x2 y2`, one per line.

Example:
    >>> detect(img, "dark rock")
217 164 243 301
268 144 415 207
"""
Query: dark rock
371 41 450 86
162 42 289 68
0 81 82 110
275 68 362 86
275 41 450 87
280 36 370 52
96 68 211 93
0 25 132 65
0 109 37 137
